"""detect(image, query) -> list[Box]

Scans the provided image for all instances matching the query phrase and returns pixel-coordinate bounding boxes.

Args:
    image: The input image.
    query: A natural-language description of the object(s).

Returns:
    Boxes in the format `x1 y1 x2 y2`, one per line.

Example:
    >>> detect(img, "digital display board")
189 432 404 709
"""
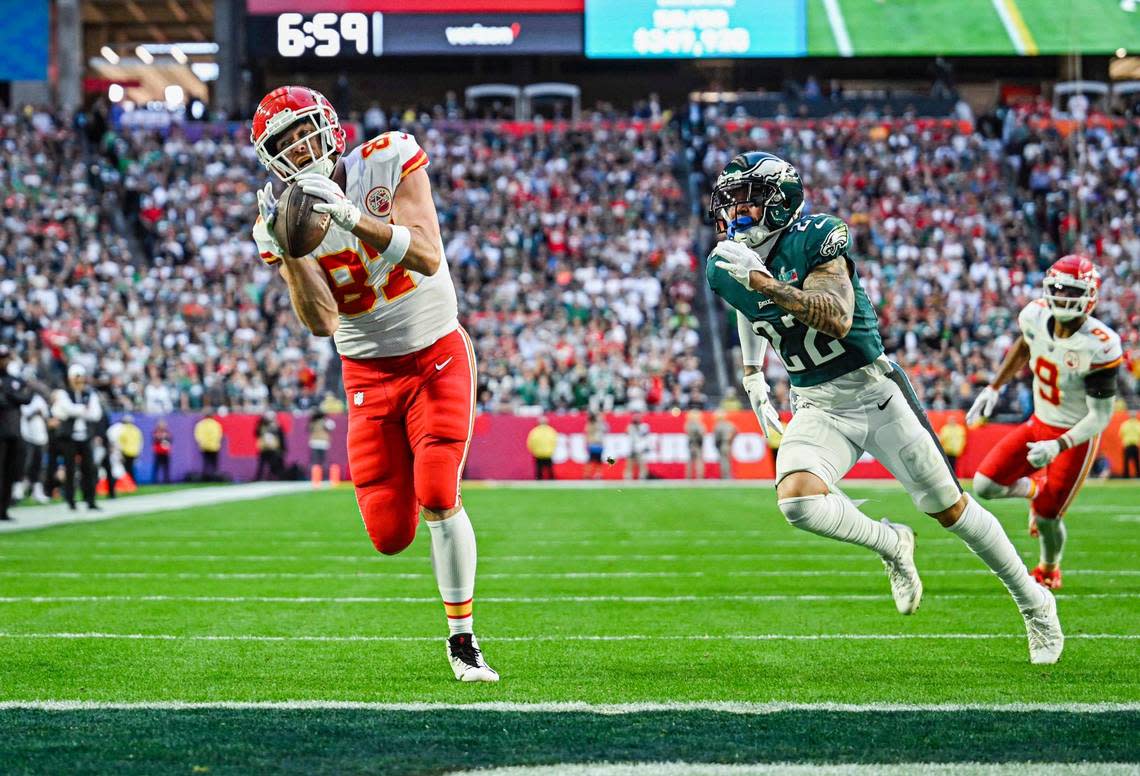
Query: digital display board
247 12 582 57
247 0 582 12
585 0 805 58
0 0 48 80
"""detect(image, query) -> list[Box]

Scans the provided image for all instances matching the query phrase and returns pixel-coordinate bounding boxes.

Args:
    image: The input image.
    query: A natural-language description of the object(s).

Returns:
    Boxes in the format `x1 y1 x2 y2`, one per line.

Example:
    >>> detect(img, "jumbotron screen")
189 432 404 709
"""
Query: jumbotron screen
248 0 1140 58
0 0 48 79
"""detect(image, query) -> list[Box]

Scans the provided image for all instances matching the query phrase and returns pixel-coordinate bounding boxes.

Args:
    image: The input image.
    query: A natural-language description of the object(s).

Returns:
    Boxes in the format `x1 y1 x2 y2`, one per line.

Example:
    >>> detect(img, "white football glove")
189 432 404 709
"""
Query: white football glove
965 385 1000 425
712 240 771 289
743 371 784 436
1026 439 1061 468
255 183 285 257
298 173 361 231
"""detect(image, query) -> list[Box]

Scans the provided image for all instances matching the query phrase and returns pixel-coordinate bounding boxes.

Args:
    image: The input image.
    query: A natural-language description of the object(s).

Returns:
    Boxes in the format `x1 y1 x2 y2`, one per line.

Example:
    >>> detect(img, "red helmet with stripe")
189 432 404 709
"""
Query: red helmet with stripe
1043 254 1100 321
251 85 346 182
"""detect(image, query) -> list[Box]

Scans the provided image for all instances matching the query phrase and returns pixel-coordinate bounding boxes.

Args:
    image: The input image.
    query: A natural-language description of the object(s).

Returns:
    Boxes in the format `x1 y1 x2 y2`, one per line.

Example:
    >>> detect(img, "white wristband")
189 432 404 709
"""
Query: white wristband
382 224 411 264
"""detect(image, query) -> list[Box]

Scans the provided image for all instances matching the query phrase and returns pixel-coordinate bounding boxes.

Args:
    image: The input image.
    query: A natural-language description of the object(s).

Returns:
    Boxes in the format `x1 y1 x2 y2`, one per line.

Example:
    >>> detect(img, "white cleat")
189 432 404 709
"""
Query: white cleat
880 519 923 615
1021 588 1064 665
447 633 500 682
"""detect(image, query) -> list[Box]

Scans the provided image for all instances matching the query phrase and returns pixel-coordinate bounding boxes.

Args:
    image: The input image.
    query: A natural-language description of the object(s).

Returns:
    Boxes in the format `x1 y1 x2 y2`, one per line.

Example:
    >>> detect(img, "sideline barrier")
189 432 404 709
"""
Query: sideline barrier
108 411 1136 484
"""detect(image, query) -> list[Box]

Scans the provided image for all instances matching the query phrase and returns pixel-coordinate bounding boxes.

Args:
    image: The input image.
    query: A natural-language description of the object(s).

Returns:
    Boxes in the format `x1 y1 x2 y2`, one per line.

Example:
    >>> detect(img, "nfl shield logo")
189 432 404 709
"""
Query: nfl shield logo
354 392 365 406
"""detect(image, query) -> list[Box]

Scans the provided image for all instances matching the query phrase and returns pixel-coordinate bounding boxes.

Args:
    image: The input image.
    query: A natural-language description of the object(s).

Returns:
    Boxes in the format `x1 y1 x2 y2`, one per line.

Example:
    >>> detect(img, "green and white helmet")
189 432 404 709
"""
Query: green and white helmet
709 151 805 248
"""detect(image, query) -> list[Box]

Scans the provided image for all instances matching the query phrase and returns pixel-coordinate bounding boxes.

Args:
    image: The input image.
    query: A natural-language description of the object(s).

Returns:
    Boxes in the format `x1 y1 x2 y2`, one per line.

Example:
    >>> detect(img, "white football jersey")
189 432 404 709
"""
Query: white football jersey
254 131 458 358
1018 299 1123 427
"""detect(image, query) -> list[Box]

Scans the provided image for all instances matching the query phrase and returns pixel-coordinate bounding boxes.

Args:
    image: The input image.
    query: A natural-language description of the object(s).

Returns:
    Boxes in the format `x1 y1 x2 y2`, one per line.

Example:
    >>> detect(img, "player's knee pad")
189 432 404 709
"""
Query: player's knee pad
414 437 464 512
777 494 829 532
973 473 1007 500
356 486 418 555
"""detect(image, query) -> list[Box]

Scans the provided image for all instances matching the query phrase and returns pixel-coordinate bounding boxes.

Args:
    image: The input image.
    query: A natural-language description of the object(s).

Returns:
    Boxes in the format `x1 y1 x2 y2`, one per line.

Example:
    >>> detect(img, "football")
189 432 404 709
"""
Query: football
272 183 331 258
270 159 347 257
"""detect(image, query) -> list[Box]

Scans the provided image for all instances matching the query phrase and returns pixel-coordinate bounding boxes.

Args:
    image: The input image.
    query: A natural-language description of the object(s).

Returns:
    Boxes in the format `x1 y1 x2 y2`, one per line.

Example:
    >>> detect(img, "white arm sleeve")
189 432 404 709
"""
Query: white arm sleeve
737 314 768 368
1060 395 1115 449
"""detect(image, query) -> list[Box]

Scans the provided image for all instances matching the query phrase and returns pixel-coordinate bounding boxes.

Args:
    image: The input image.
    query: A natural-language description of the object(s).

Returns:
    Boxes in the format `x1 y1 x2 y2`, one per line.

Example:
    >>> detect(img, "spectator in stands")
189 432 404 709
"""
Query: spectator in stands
1120 411 1140 478
194 409 224 481
939 412 968 476
152 419 172 485
526 416 558 481
53 364 102 511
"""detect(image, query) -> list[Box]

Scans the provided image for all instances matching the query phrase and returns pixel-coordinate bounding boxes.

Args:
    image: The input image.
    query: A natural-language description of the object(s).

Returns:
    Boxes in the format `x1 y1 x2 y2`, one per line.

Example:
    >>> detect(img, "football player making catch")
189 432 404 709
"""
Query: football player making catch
250 86 497 682
705 152 1062 664
969 256 1122 591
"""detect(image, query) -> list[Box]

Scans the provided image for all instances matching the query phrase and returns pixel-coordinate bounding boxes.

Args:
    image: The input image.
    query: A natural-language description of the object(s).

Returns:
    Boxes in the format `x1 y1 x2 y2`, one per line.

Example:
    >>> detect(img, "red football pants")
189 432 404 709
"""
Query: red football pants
975 414 1100 519
342 327 476 555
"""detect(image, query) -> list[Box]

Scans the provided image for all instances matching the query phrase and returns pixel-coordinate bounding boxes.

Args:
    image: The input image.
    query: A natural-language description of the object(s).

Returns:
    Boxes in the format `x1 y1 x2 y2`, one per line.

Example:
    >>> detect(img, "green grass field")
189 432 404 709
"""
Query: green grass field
807 0 1140 56
1 483 1138 774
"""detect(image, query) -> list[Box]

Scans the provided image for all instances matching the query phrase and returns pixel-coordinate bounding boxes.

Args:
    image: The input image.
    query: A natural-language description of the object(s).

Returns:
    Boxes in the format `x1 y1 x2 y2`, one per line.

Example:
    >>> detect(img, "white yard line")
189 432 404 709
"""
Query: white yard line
820 0 855 56
0 593 1133 604
442 765 1140 776
0 631 1135 643
0 700 1137 713
2 569 1138 580
0 482 313 534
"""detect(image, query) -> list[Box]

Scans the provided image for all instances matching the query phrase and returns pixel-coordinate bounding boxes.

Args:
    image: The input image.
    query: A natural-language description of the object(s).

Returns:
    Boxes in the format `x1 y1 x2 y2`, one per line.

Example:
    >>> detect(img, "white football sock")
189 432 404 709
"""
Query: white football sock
778 492 900 557
427 508 477 636
974 473 1035 500
947 495 1045 610
1036 514 1066 567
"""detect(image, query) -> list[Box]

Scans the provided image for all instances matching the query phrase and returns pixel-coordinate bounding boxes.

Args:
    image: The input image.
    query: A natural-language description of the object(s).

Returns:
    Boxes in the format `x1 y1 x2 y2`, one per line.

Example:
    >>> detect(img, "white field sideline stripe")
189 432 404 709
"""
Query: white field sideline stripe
1 632 1136 643
3 569 1140 580
820 0 854 56
2 700 1138 714
445 764 1140 776
0 593 1134 604
9 553 1140 566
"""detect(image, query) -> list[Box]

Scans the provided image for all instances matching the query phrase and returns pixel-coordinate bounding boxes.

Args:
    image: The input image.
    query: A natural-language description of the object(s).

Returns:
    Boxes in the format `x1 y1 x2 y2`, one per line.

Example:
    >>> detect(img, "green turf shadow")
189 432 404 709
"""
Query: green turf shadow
4 709 1138 775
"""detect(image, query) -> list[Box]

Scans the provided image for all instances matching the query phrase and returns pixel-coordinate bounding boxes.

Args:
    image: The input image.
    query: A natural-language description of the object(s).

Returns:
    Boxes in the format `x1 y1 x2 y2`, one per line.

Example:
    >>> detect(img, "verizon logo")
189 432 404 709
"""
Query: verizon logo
444 22 521 46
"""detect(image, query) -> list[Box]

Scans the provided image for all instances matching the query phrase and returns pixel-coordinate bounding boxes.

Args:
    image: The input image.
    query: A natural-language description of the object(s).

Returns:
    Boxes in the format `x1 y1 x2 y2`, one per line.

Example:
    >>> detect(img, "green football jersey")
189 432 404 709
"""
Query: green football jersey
706 213 884 388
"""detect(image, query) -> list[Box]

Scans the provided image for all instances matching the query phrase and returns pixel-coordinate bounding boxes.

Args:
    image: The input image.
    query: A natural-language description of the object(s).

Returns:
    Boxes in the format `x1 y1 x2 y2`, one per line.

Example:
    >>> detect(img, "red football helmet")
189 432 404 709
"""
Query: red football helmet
1043 254 1100 321
251 86 346 182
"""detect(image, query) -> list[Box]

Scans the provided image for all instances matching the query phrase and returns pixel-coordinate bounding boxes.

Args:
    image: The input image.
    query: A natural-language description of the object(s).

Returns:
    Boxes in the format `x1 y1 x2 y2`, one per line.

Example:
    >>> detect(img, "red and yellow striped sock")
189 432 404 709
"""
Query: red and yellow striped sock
444 597 473 636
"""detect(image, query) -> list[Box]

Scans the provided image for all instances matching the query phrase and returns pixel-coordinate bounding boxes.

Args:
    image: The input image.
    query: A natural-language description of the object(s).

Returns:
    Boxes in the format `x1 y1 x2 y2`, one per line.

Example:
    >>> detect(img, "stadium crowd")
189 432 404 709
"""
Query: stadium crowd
1 100 1138 420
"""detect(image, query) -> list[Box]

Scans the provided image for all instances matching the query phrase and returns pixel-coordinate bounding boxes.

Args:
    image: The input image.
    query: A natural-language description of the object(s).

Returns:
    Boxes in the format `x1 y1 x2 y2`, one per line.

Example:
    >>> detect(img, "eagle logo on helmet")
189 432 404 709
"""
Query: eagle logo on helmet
708 151 805 249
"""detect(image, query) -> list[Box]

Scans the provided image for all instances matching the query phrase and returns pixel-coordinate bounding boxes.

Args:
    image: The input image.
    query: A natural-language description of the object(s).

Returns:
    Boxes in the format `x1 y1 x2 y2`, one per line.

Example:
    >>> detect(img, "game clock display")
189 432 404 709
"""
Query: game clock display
275 12 382 57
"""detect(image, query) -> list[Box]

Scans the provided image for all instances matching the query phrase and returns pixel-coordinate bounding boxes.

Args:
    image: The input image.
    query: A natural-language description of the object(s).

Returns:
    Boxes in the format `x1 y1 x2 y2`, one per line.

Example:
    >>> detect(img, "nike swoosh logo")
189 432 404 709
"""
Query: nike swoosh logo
877 396 893 411
435 357 454 371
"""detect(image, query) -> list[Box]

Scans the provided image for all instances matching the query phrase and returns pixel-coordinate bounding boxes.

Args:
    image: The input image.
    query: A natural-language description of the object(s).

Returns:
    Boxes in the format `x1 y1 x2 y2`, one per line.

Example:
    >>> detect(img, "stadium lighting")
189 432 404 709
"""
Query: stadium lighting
108 84 124 103
100 46 119 64
136 46 154 64
171 46 188 64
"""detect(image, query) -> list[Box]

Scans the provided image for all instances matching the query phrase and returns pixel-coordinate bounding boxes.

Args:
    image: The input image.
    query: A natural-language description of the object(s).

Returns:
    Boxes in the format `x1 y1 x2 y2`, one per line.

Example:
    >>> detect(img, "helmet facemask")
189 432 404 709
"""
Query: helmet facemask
709 159 804 249
1043 274 1097 322
256 113 338 182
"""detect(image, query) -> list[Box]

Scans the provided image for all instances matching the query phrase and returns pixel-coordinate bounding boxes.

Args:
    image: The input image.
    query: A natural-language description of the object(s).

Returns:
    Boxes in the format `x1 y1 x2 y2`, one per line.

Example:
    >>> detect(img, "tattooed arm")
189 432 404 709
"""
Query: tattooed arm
747 258 855 339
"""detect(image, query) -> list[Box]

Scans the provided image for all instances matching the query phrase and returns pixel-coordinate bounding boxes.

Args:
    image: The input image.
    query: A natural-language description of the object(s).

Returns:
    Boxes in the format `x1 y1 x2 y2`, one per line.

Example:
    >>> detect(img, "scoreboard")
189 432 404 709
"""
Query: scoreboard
246 0 584 58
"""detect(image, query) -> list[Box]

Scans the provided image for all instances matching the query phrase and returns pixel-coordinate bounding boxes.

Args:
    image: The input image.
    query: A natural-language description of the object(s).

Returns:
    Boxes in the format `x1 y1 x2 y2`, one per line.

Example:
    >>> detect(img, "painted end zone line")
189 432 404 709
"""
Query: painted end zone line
1 700 1138 714
0 632 1135 643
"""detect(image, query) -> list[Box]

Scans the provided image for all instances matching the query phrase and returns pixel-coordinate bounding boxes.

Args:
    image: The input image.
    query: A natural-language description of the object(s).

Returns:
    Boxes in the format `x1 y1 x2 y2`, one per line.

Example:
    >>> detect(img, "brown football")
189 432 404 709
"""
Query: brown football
270 158 347 257
273 184 331 257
